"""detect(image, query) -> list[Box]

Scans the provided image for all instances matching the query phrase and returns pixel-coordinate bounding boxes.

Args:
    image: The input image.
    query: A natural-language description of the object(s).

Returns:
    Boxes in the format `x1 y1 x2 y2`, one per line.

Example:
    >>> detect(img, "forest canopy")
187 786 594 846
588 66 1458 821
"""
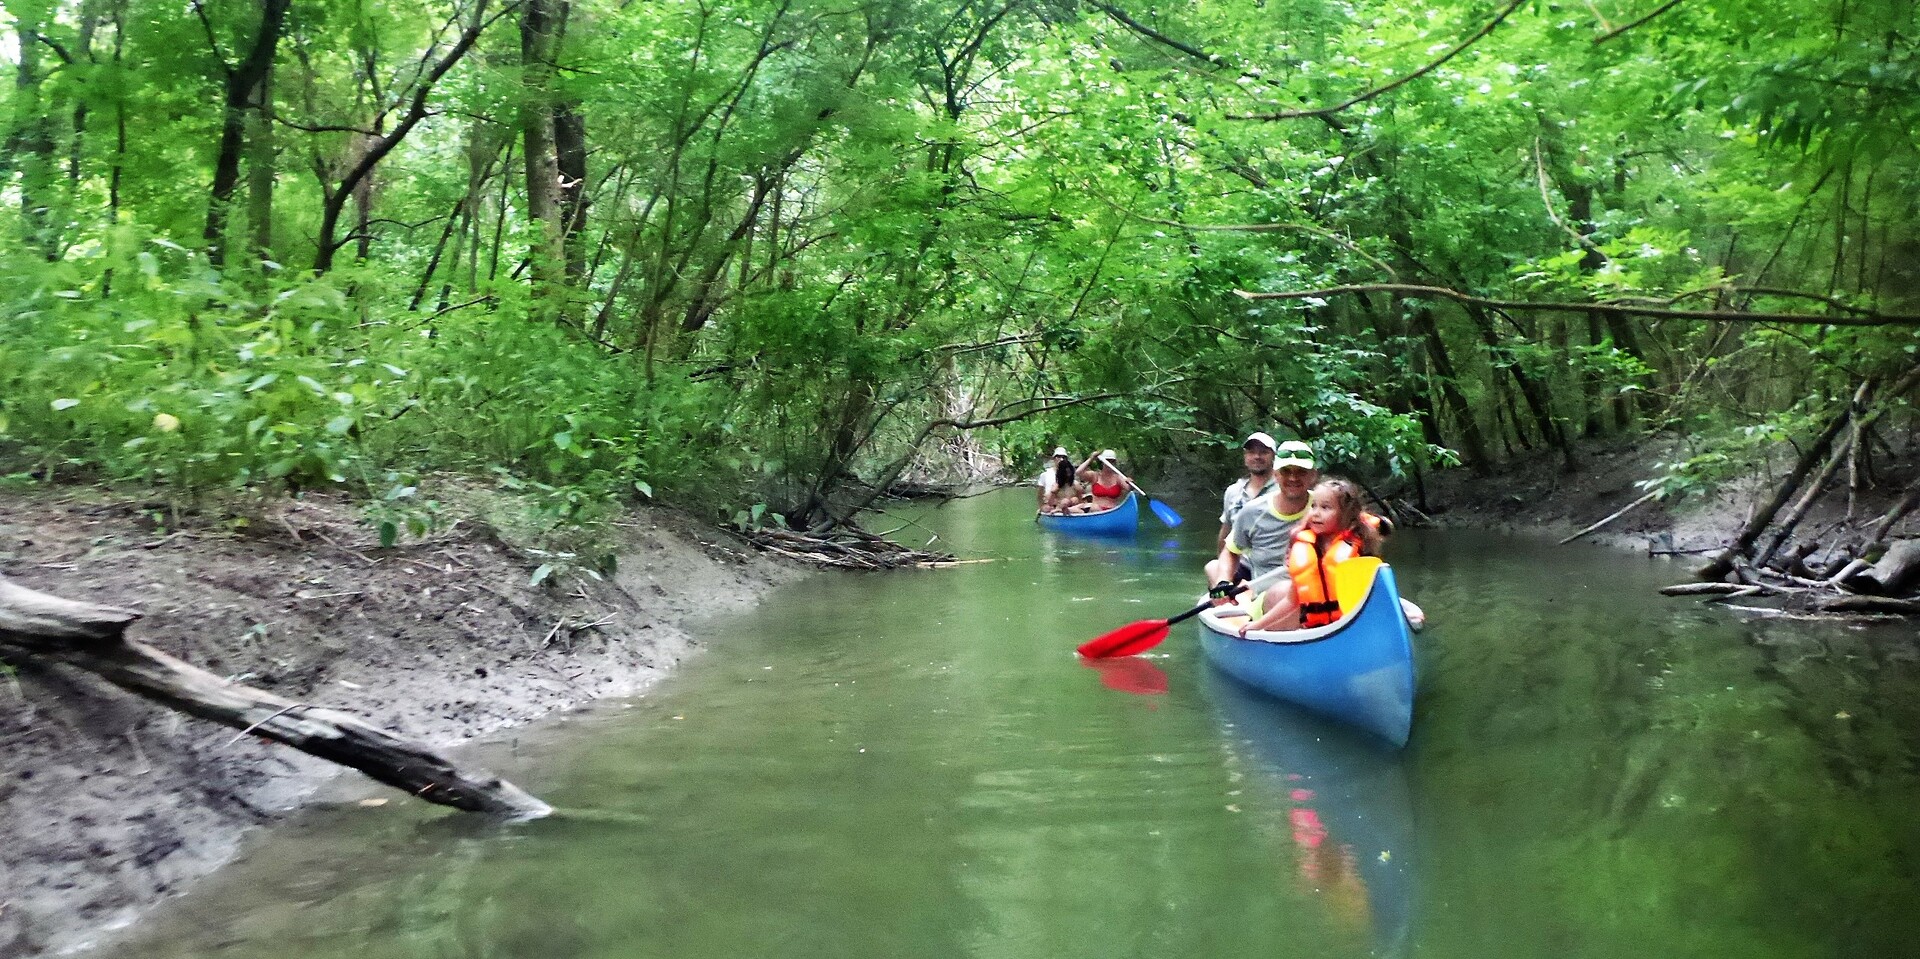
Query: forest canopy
2 0 1916 535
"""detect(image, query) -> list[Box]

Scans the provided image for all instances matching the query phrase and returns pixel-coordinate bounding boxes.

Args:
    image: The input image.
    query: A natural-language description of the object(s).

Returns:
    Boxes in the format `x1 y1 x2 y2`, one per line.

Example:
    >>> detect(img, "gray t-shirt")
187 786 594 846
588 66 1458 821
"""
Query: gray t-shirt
1218 475 1278 526
1226 492 1307 580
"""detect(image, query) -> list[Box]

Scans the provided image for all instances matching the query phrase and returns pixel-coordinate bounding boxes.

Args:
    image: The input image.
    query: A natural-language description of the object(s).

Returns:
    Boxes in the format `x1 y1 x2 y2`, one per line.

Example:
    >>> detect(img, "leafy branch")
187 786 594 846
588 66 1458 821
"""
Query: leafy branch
1232 283 1920 326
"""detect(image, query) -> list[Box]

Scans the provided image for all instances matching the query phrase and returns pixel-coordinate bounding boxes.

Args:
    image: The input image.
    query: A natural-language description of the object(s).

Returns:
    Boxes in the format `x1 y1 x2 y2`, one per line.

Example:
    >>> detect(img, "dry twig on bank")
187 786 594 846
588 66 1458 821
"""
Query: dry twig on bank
743 527 954 570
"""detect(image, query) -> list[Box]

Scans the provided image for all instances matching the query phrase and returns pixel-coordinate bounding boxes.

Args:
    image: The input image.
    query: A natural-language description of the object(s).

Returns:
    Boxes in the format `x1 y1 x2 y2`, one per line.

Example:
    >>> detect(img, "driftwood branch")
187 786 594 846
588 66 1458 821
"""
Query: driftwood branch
743 527 952 570
1559 489 1659 545
0 576 550 818
1659 582 1752 596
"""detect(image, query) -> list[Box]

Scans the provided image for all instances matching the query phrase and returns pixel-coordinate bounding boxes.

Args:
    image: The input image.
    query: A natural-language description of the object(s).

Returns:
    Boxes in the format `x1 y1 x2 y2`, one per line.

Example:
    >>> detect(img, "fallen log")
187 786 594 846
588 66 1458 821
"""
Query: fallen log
1857 539 1920 596
0 575 551 818
1817 594 1920 615
1696 367 1920 580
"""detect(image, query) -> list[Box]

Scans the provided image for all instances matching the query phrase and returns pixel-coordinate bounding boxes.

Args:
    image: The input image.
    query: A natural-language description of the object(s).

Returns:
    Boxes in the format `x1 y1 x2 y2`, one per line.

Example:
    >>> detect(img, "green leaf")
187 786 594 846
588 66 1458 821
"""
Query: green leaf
529 563 555 587
379 520 398 548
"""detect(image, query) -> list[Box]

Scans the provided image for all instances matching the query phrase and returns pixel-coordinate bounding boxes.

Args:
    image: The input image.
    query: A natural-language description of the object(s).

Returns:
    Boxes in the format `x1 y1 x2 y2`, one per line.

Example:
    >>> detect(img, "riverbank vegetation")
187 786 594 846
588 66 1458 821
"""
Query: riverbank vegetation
2 0 1915 560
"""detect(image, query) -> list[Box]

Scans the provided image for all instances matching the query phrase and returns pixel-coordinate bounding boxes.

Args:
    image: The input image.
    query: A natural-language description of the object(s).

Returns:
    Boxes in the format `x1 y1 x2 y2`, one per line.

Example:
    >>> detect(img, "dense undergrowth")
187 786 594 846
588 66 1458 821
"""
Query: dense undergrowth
0 243 733 551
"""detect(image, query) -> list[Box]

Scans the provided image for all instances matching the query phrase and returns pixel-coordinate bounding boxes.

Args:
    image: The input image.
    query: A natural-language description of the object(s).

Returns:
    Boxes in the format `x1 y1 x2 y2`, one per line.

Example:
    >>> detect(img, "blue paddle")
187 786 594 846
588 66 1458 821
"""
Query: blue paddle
1105 462 1183 528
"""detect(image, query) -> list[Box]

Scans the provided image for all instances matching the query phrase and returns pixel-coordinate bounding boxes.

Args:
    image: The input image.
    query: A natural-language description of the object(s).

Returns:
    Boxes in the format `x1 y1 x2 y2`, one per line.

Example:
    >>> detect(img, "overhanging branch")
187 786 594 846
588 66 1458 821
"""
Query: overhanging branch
1231 283 1920 326
1229 0 1530 121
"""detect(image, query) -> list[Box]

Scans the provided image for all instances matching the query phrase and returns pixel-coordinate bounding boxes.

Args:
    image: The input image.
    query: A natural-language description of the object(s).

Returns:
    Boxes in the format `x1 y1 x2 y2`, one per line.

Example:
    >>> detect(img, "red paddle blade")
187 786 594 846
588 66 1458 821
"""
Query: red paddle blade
1077 619 1171 659
1082 656 1170 695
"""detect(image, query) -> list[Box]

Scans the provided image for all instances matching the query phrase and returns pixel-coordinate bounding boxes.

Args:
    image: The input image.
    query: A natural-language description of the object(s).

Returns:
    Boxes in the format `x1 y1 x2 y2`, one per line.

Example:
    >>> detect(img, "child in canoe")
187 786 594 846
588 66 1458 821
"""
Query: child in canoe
1234 478 1425 635
1037 449 1085 514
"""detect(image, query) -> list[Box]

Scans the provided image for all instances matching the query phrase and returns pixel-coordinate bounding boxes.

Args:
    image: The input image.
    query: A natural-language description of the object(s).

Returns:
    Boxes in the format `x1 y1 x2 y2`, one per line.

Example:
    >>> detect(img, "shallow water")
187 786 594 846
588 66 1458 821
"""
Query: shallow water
93 490 1920 959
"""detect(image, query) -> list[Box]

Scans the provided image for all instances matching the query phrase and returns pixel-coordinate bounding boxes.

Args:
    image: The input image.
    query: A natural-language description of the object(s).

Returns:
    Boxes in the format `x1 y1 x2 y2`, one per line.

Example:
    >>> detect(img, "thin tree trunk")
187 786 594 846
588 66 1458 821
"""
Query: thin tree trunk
1407 305 1489 472
555 97 589 283
10 14 59 256
1755 371 1920 567
314 4 491 273
1465 302 1575 471
204 0 290 266
520 0 564 310
244 71 276 260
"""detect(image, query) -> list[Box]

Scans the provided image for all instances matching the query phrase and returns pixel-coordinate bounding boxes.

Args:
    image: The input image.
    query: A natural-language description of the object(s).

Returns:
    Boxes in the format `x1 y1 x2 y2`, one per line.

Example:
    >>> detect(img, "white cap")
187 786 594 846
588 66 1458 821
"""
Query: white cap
1052 446 1069 457
1099 449 1117 462
1274 440 1316 471
1243 431 1276 451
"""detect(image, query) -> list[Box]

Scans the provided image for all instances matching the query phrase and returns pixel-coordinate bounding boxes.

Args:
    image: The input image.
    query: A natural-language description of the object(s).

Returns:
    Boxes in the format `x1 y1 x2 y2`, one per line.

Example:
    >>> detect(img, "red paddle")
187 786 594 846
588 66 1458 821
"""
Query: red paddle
1077 567 1290 659
1075 604 1206 658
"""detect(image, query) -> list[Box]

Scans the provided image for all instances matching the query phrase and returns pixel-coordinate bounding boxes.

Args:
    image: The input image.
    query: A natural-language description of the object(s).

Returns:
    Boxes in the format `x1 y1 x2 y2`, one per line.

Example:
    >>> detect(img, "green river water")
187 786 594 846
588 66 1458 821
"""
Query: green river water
95 489 1920 959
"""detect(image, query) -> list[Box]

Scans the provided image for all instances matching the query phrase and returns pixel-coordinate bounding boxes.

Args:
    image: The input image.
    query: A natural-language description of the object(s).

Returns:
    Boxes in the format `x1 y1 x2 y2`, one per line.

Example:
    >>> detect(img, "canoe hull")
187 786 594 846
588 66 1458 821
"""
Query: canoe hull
1196 564 1416 747
1035 492 1139 537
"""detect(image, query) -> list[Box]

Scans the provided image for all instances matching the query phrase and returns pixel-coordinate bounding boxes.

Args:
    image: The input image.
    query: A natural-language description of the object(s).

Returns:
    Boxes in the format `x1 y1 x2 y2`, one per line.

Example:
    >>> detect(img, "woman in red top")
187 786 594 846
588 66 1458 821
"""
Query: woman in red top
1071 449 1135 513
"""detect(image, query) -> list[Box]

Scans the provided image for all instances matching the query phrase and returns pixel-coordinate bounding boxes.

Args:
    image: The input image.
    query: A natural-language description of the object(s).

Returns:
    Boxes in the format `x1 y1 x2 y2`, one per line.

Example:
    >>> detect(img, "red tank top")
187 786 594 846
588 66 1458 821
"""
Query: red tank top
1091 481 1126 498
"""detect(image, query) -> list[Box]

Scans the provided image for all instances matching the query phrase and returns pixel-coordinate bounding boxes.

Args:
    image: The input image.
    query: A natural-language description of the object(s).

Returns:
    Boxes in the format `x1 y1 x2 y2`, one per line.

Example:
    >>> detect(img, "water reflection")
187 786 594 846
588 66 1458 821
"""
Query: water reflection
1204 668 1415 957
1079 655 1170 696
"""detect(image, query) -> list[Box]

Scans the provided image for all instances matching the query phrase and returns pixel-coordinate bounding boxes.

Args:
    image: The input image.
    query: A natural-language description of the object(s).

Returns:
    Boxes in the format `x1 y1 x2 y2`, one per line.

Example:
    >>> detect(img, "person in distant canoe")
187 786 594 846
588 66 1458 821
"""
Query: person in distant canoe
1209 438 1320 603
1036 447 1083 514
1072 449 1134 513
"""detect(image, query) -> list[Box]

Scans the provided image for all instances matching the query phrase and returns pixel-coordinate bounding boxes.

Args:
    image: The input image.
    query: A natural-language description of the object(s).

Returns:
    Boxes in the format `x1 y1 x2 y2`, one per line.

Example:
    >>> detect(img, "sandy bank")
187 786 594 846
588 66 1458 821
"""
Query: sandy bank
0 490 801 957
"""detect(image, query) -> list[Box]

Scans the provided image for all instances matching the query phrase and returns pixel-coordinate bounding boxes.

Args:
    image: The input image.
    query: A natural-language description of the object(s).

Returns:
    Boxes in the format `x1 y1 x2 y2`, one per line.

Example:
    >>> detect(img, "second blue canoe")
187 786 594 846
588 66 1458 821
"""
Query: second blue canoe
1035 492 1139 537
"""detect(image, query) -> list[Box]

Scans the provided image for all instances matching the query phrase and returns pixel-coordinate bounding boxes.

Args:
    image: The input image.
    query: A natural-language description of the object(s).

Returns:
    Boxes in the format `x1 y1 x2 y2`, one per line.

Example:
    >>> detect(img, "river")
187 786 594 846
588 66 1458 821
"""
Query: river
91 489 1920 959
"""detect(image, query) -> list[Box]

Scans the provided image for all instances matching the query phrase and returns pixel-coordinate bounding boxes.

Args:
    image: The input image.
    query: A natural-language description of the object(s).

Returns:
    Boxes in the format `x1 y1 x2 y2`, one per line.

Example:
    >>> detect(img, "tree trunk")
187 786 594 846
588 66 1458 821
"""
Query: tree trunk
555 96 589 283
1696 384 1867 580
204 0 290 267
1407 304 1490 472
9 14 59 256
244 73 275 260
0 576 549 818
313 4 490 273
1464 302 1575 471
520 0 565 311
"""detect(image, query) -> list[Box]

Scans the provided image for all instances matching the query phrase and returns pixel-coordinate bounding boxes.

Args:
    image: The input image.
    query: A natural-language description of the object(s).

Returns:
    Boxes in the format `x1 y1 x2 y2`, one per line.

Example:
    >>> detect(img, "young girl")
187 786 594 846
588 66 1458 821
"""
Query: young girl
1041 454 1084 514
1234 478 1382 636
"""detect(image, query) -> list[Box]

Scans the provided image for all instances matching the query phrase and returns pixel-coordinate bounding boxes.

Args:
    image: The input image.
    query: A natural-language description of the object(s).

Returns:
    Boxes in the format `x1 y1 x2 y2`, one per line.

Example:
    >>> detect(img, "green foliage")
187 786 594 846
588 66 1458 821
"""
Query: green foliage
3 0 1916 533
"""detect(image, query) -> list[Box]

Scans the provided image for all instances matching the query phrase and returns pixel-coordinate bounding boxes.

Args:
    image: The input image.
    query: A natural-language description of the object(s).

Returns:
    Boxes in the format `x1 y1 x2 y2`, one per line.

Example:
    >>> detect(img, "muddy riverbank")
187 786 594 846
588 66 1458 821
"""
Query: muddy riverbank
0 489 801 957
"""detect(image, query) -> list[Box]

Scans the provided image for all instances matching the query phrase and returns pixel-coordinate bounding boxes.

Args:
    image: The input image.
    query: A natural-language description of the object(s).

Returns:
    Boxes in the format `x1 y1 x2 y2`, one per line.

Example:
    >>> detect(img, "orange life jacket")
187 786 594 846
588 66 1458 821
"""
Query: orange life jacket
1286 528 1365 628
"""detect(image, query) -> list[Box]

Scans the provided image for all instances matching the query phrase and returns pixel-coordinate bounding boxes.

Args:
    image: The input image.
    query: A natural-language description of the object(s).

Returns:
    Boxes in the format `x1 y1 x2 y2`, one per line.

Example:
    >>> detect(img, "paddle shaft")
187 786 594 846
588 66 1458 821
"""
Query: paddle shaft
1098 459 1152 502
1099 461 1183 527
1079 564 1293 658
1185 563 1292 621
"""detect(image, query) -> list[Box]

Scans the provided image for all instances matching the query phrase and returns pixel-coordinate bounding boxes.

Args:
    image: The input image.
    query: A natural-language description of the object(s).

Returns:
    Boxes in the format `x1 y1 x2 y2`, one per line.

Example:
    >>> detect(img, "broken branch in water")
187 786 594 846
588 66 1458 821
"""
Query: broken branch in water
1559 490 1660 545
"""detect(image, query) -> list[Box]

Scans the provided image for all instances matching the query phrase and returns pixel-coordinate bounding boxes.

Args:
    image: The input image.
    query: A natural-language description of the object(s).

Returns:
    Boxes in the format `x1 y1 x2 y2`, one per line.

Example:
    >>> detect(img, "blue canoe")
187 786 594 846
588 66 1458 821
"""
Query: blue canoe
1035 492 1139 537
1195 561 1416 747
